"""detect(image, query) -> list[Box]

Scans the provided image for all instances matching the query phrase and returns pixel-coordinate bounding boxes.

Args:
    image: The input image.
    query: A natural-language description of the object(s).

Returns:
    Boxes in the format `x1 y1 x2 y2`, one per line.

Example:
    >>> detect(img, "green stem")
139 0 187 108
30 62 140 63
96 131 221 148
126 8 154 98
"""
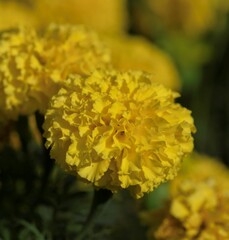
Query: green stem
77 189 112 240
35 112 54 192
16 115 31 153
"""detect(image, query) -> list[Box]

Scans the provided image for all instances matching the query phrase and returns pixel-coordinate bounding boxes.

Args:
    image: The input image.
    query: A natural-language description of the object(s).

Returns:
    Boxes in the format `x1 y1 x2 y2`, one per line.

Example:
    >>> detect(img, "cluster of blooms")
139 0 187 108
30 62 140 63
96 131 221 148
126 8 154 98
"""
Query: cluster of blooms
0 0 196 197
144 153 229 239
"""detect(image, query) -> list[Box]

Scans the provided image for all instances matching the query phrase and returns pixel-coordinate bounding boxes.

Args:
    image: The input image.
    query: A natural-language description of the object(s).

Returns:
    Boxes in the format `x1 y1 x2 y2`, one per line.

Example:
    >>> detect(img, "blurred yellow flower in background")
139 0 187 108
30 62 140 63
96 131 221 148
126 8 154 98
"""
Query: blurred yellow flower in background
0 24 111 122
147 0 218 36
43 70 195 198
170 153 229 193
0 1 37 30
34 0 129 34
0 27 44 121
145 153 229 240
42 24 111 78
105 35 181 90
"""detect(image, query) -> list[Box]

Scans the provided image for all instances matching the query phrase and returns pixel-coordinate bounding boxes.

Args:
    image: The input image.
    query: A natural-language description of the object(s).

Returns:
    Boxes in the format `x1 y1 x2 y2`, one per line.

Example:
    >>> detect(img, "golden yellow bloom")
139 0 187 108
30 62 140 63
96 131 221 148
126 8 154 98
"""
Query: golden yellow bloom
149 153 229 240
171 153 229 193
43 70 195 198
0 27 43 121
34 0 128 34
0 2 37 30
105 35 180 90
147 0 217 36
0 24 111 122
42 24 111 77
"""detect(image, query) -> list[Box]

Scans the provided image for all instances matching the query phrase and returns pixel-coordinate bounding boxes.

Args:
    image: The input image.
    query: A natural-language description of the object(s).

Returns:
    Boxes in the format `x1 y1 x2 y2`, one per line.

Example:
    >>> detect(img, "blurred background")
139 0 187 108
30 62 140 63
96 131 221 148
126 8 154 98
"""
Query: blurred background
0 0 228 239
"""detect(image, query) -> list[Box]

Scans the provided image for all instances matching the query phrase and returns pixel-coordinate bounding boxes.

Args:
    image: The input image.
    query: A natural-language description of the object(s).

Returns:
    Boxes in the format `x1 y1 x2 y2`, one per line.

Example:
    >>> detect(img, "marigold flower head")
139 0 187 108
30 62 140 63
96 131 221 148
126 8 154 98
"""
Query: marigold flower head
43 70 195 198
147 0 218 36
105 35 181 90
0 24 111 122
34 0 128 34
0 27 44 121
42 24 111 77
147 153 229 240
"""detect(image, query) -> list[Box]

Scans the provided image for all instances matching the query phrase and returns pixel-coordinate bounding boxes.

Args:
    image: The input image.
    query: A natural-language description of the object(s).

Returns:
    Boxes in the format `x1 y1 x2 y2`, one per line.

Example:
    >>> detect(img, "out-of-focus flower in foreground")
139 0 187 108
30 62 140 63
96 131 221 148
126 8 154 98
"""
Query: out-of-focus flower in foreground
145 153 229 239
34 0 129 34
0 24 111 122
105 35 181 90
43 70 195 198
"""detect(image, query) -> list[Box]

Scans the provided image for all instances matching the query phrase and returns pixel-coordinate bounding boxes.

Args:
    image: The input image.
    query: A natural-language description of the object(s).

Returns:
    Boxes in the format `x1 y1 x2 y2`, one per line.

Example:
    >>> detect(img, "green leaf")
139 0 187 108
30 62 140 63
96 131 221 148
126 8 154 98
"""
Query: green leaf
17 220 45 240
0 220 11 240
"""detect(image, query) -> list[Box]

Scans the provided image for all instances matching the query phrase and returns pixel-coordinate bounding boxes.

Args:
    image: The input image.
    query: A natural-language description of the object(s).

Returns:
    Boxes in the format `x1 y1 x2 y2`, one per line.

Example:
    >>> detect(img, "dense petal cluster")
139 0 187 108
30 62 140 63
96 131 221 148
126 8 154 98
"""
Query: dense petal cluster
0 27 45 121
34 0 128 34
105 35 180 90
147 0 217 36
43 70 195 198
148 153 229 240
0 24 111 122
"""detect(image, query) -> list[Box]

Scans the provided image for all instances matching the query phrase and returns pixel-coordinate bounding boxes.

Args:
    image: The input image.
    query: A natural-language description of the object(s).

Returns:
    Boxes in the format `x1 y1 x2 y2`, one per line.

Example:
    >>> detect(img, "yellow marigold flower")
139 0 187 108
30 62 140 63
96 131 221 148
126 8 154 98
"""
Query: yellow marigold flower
0 27 43 121
171 153 229 194
34 0 128 34
0 24 111 122
42 24 111 77
105 35 181 91
147 0 217 36
0 2 37 30
43 70 195 198
149 153 229 240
